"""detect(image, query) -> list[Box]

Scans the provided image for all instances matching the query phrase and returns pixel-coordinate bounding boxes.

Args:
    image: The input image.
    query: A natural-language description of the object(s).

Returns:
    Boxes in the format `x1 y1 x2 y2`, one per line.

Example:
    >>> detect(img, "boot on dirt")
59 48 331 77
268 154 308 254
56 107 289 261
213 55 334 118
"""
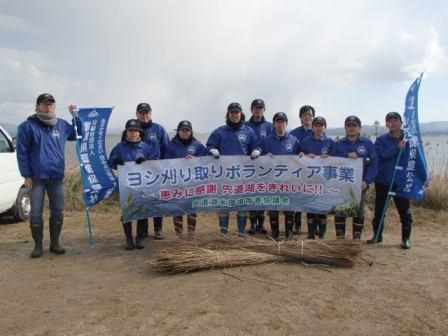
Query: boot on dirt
123 222 135 250
218 216 229 234
334 217 346 239
135 221 145 249
237 215 247 235
353 222 363 242
154 217 164 240
401 227 411 249
269 212 280 240
293 212 302 235
307 218 316 240
367 220 383 244
247 216 256 235
257 215 267 234
49 218 65 255
30 224 44 258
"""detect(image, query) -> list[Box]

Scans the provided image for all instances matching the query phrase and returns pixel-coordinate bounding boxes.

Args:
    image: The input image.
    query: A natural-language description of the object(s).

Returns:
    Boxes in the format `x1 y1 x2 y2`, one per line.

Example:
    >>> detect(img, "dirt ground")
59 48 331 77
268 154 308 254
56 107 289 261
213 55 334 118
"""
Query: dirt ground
1 207 447 336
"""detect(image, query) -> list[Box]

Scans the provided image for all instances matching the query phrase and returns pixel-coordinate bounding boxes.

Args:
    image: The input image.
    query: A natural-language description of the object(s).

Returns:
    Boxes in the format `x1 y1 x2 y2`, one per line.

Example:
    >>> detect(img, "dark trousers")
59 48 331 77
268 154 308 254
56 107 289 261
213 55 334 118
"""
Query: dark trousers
173 214 197 234
372 183 413 240
334 189 367 238
306 213 327 239
138 217 163 235
268 211 294 238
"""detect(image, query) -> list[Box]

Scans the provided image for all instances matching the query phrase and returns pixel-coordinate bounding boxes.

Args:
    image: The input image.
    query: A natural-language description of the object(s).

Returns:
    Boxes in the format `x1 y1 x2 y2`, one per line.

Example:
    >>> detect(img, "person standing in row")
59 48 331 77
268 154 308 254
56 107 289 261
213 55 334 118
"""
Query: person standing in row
331 116 378 240
245 99 273 235
259 112 300 240
164 120 207 237
206 102 261 234
368 112 413 249
16 94 80 258
109 119 157 250
290 105 315 235
135 102 169 239
299 116 334 239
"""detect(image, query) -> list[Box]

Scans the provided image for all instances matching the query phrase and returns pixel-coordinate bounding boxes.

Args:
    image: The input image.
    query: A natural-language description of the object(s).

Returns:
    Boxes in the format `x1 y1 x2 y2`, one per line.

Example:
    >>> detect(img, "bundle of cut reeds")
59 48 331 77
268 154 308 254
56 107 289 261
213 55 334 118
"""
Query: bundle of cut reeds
151 233 362 273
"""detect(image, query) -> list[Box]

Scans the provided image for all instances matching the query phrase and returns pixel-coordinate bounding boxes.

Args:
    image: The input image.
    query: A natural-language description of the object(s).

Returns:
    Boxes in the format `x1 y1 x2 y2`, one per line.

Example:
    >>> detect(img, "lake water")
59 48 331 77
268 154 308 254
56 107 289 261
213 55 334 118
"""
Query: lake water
65 133 448 174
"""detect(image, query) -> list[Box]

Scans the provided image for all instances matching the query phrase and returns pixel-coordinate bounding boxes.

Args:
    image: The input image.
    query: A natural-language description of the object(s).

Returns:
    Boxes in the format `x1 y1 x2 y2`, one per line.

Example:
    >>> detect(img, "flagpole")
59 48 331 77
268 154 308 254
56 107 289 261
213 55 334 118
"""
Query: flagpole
71 109 96 248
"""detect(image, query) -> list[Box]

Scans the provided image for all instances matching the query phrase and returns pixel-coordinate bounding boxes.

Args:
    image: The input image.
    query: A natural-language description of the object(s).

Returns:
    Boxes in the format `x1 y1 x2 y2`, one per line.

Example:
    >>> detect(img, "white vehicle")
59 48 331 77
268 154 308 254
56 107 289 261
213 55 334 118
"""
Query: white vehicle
0 124 30 221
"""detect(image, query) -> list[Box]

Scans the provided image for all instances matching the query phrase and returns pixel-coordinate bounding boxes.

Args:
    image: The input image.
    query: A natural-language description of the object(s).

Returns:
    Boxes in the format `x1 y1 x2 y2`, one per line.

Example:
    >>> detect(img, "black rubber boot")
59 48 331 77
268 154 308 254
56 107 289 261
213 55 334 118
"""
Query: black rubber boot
173 216 183 237
318 218 327 239
401 226 411 249
367 220 383 244
122 222 135 250
30 225 44 258
49 218 65 255
237 215 247 235
187 215 196 237
138 219 148 238
247 217 256 235
154 217 164 240
293 212 302 234
257 215 267 234
307 219 316 239
269 213 280 240
135 221 145 249
334 216 346 239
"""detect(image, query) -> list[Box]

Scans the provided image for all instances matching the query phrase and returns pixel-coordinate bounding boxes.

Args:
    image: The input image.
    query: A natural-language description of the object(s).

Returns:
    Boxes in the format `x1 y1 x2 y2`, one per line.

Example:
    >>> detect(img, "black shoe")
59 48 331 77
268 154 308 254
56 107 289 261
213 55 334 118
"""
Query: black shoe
125 237 135 250
401 239 411 249
50 244 66 255
154 231 164 240
31 244 43 258
367 236 382 244
258 226 267 234
135 236 144 249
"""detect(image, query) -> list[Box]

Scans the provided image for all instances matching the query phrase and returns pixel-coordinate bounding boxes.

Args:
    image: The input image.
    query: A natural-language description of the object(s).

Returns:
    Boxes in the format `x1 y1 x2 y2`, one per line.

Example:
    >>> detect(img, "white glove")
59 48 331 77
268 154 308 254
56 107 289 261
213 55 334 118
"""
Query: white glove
209 148 220 159
250 149 261 159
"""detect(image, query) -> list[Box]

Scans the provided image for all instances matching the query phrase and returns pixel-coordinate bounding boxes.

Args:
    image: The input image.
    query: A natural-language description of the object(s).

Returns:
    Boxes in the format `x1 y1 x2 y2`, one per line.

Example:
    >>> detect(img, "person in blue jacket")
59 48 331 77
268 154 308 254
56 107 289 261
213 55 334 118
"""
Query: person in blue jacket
367 112 412 249
109 119 157 250
164 120 207 237
206 102 261 234
135 102 169 239
245 98 273 235
299 116 335 239
331 116 378 240
260 112 300 240
16 93 79 258
290 105 315 235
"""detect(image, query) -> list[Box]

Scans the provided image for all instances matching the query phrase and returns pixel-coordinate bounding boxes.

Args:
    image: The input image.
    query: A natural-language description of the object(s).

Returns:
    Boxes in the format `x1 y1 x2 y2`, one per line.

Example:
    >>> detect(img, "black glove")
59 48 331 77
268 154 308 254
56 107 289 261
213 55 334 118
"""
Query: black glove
135 157 146 164
114 158 124 166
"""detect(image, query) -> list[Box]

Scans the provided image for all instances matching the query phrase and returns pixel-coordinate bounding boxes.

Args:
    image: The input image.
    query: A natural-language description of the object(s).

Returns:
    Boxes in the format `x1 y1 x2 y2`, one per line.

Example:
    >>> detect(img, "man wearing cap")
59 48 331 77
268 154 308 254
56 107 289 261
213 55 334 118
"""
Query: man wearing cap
291 105 316 235
135 102 169 239
245 99 273 235
16 93 80 258
367 112 413 249
259 112 300 239
206 102 261 234
299 116 335 239
331 116 378 240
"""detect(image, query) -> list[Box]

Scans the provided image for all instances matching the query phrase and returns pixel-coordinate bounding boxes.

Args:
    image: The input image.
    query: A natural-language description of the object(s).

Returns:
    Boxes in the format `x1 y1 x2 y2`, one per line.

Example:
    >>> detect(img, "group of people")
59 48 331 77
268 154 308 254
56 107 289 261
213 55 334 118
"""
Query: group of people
16 93 414 258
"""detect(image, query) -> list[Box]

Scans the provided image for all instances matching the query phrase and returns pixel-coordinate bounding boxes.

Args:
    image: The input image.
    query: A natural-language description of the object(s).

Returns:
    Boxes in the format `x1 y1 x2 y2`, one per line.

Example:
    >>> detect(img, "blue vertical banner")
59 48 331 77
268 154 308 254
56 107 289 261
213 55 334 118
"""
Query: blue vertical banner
397 74 429 200
76 107 118 207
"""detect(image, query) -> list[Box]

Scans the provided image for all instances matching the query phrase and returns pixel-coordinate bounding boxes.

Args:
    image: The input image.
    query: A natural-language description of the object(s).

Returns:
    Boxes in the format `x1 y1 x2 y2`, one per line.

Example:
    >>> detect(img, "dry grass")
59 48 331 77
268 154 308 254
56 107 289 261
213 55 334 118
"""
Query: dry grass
415 172 448 210
151 233 363 273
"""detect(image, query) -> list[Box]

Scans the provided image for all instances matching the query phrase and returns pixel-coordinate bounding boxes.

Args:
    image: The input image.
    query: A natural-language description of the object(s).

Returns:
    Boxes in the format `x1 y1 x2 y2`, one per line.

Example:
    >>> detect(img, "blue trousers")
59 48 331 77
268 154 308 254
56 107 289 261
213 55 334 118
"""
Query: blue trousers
29 179 64 229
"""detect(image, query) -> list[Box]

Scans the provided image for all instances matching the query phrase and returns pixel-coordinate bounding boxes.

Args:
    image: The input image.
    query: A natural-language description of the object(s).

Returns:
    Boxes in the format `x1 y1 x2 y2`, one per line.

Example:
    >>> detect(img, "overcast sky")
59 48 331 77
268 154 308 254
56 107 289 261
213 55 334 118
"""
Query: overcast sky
0 0 446 132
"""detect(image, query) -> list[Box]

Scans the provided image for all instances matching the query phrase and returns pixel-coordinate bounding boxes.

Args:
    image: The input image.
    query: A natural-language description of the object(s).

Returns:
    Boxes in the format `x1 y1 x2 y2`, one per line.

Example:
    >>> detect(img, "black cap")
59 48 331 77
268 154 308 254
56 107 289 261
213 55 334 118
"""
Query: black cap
312 116 327 126
227 102 242 113
345 115 362 126
36 93 55 104
125 119 143 131
177 120 192 131
385 112 402 122
273 112 288 123
136 103 152 113
251 99 265 109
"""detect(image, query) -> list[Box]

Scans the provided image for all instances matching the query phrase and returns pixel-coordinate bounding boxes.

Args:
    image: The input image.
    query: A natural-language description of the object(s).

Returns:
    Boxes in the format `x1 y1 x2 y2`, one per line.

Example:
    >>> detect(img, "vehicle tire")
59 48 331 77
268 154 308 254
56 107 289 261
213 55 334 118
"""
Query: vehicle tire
12 187 31 222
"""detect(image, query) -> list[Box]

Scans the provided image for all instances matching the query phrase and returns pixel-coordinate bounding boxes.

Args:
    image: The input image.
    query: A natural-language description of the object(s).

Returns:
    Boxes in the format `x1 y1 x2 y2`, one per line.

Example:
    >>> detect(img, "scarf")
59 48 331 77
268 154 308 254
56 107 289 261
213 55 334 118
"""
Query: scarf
36 110 57 126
